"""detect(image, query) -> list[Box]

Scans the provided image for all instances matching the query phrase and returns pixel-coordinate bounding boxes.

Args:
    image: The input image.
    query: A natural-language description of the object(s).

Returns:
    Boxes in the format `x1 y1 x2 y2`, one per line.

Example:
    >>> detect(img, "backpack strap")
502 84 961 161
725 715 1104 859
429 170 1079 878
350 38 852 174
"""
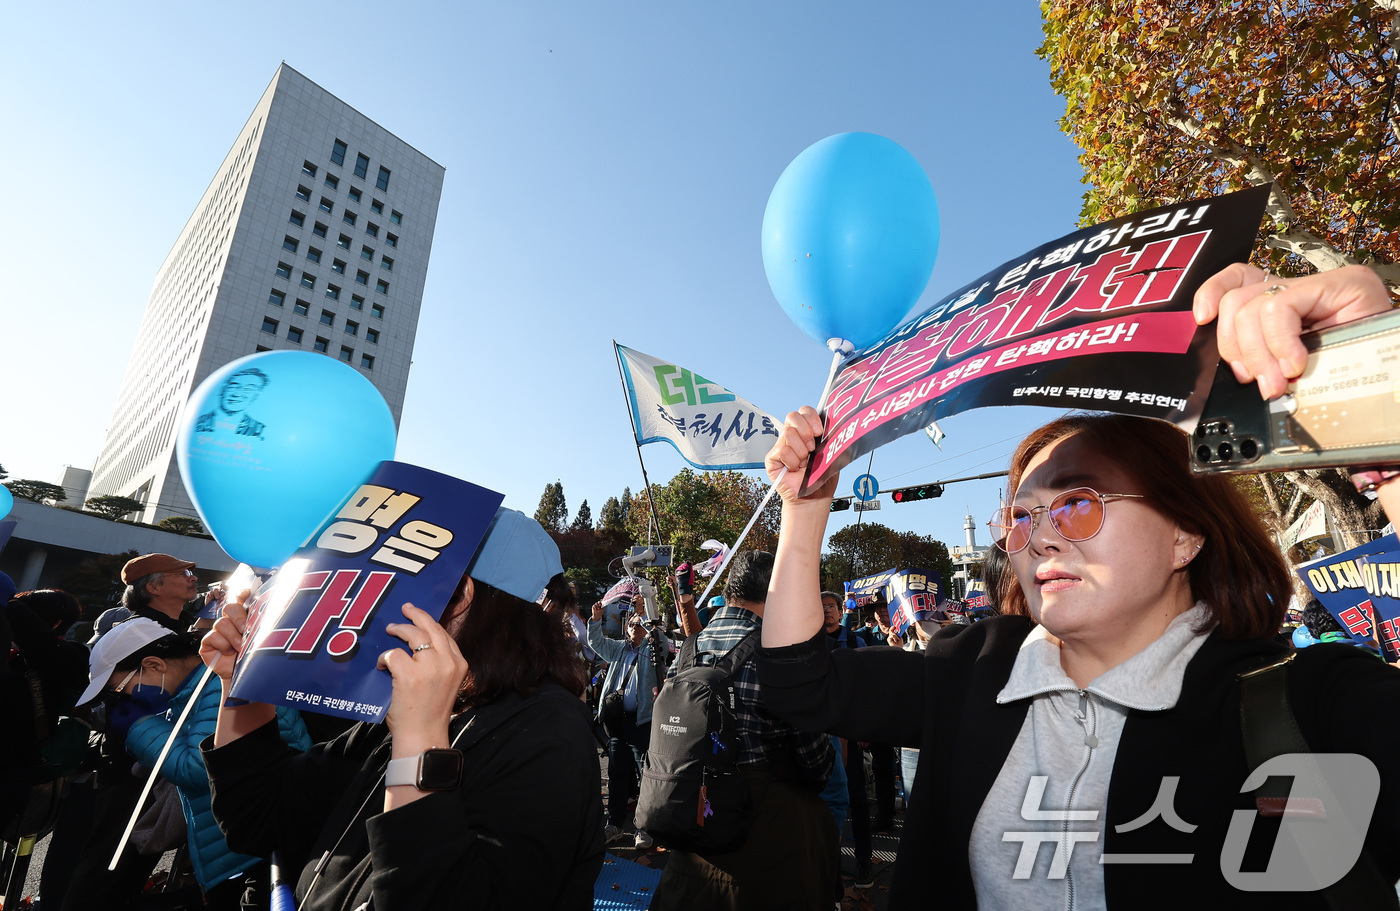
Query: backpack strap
677 633 701 671
715 630 762 675
1237 655 1398 910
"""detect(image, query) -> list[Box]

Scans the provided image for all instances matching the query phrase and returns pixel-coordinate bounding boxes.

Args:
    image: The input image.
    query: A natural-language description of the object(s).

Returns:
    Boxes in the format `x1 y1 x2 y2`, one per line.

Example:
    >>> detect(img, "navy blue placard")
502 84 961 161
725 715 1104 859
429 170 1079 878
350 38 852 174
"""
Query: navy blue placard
227 461 504 722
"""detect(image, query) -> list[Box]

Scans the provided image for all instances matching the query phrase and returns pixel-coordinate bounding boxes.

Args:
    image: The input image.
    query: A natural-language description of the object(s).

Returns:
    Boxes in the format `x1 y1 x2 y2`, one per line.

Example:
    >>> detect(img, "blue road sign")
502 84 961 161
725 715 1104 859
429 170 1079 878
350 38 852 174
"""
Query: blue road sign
853 474 879 502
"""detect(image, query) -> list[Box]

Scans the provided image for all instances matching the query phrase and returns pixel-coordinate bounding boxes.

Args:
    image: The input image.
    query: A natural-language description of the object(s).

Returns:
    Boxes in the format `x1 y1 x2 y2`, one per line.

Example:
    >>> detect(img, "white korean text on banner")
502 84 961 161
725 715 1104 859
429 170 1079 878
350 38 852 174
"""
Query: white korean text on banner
847 567 945 637
800 186 1272 494
616 343 780 470
227 461 504 722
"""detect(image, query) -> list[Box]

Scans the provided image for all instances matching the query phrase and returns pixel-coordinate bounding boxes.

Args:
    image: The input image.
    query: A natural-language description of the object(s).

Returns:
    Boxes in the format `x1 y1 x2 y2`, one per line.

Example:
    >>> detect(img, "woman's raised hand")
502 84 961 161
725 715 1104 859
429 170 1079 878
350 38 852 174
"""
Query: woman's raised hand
766 406 839 506
200 588 251 684
380 604 468 750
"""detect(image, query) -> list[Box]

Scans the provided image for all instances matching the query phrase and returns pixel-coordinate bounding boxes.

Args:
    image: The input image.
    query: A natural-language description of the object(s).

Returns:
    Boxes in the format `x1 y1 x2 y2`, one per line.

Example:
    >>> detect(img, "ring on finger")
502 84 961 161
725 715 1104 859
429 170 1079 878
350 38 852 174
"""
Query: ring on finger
413 643 433 653
1261 283 1287 296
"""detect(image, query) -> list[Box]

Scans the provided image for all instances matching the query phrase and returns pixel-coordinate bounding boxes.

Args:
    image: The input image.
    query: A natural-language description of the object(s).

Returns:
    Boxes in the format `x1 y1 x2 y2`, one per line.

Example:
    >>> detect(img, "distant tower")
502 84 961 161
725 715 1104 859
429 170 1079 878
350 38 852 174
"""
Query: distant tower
964 510 977 549
89 64 445 523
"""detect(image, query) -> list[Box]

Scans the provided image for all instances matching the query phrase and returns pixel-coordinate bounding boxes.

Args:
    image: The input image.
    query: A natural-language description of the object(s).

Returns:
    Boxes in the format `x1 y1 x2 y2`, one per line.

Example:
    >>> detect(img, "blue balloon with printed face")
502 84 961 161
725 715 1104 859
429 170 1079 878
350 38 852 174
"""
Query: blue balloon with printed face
762 132 940 352
177 351 396 569
1292 624 1317 649
0 485 12 520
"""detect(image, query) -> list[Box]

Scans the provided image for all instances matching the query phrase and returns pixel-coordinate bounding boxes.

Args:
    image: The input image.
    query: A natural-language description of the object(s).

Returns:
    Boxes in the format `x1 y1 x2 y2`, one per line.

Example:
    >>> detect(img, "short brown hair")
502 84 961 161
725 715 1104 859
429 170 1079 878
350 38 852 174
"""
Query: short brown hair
997 414 1289 641
447 576 587 709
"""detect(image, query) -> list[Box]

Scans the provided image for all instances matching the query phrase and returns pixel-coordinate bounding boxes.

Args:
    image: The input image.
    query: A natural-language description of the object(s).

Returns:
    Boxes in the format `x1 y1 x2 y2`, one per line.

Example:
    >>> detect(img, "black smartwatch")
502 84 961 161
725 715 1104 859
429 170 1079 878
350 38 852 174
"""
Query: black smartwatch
385 748 464 791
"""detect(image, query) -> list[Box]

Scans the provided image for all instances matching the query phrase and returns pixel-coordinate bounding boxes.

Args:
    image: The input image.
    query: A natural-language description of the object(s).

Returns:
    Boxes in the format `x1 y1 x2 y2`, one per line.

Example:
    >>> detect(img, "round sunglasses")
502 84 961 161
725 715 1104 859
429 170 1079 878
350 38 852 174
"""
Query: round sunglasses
988 487 1147 553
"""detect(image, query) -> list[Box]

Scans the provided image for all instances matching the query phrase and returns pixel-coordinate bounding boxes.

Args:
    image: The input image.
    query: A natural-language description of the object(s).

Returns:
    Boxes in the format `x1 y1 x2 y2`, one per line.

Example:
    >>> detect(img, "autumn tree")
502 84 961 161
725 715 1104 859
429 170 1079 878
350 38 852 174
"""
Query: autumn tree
534 481 568 534
5 480 67 503
1039 0 1400 549
626 470 780 566
822 522 956 591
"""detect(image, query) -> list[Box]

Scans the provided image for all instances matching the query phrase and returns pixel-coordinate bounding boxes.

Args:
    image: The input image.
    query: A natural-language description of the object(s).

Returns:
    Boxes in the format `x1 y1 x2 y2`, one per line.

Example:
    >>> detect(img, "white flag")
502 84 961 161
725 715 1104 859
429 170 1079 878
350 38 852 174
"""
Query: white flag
615 343 780 470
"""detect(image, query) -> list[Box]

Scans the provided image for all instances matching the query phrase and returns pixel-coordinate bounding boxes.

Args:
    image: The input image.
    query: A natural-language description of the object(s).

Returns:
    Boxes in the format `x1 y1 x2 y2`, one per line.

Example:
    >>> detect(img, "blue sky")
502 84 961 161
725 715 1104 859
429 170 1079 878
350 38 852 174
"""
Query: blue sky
2 1 1088 553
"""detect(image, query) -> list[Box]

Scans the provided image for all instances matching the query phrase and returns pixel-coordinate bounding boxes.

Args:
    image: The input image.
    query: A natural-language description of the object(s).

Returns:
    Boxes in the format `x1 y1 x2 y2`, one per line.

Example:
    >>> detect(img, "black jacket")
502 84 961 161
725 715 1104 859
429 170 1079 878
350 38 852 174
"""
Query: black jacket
204 680 603 911
759 616 1400 910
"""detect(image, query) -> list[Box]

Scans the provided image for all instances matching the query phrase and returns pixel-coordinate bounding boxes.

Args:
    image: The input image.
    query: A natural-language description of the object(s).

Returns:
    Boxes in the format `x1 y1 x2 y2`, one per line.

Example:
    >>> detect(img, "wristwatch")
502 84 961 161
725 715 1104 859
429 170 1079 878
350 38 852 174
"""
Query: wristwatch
385 748 464 791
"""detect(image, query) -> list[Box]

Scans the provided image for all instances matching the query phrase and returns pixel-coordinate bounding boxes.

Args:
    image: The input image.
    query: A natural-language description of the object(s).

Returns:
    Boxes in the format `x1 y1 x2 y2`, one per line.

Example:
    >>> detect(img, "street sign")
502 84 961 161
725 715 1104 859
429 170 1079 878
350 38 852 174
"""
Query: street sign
853 474 880 501
853 500 882 512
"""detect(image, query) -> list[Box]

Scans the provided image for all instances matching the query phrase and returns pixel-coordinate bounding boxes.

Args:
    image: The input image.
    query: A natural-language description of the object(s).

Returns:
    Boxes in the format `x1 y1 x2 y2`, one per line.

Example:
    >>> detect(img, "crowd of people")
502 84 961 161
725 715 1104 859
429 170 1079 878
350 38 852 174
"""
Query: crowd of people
2 262 1399 910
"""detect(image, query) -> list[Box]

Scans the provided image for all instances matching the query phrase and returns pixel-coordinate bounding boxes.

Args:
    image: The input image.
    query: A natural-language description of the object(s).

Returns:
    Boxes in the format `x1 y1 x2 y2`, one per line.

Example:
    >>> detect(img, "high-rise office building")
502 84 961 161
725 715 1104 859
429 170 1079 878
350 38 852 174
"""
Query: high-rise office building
89 64 444 524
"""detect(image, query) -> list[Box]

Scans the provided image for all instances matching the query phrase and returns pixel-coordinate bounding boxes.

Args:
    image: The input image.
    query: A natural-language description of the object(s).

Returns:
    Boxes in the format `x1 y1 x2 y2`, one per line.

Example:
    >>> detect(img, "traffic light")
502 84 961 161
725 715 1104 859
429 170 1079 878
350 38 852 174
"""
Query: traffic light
891 484 943 503
830 498 852 512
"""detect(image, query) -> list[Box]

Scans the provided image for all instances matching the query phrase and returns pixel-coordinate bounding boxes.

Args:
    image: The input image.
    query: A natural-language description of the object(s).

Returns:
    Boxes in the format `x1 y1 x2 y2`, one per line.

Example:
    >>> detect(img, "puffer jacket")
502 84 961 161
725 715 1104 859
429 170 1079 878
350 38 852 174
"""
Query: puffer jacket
126 669 311 887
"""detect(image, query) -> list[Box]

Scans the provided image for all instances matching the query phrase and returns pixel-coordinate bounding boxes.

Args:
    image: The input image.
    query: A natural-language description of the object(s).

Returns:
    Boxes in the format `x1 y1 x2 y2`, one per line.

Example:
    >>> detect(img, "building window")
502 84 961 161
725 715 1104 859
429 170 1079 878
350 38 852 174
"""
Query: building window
355 270 370 285
296 185 311 202
288 326 304 344
366 328 379 344
332 259 346 274
268 289 286 307
275 262 292 279
302 160 317 178
289 210 305 227
343 211 357 226
350 294 365 310
294 300 310 316
371 304 385 319
376 279 389 294
320 197 334 214
385 233 398 248
361 354 375 369
283 236 299 253
380 256 393 272
331 139 347 166
354 153 370 179
256 345 271 352
371 199 384 215
324 174 339 191
321 310 335 327
314 336 329 353
261 317 279 334
348 187 361 204
313 222 328 238
390 210 402 225
376 166 391 191
306 247 322 264
326 284 341 301
301 273 315 289
339 345 354 363
361 245 374 261
337 234 352 250
366 223 378 238
345 320 359 336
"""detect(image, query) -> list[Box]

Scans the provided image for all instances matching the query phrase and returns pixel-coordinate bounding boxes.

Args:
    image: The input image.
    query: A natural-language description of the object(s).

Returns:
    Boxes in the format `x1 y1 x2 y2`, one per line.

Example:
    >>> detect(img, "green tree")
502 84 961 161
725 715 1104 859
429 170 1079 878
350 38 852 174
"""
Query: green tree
0 464 8 481
533 481 568 534
822 522 955 590
85 495 146 521
1039 0 1398 549
5 480 68 503
571 499 593 533
158 516 206 535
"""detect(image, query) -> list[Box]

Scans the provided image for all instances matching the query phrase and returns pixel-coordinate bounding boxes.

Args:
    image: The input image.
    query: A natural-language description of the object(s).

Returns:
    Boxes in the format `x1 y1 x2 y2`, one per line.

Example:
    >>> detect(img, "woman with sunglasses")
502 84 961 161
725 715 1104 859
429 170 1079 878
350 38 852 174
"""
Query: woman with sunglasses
757 264 1400 909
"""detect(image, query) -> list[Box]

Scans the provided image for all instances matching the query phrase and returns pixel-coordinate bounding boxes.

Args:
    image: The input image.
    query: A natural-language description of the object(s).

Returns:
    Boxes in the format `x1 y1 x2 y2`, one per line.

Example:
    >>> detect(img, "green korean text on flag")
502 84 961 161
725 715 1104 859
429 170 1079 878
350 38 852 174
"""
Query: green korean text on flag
615 343 781 470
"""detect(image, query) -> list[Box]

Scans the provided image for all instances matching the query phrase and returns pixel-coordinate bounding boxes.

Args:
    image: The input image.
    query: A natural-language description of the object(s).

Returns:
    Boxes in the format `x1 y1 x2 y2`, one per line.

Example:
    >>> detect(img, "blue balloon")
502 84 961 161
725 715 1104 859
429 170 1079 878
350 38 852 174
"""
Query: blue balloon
177 351 396 569
762 132 940 351
1292 624 1317 649
0 485 12 520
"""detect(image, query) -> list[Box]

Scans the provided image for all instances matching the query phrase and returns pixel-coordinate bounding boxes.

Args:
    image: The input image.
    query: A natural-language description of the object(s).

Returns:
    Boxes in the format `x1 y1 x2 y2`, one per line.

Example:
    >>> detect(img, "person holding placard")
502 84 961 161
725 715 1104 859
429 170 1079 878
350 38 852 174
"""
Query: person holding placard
757 264 1400 909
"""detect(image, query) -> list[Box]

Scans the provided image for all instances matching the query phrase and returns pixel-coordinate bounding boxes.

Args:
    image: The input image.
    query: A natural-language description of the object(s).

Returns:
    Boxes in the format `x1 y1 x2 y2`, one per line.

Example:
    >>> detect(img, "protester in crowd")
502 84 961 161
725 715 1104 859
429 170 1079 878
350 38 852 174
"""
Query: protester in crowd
90 553 203 640
589 597 669 848
758 264 1400 908
200 508 603 910
74 620 311 909
819 588 878 888
545 574 596 663
650 551 837 911
674 562 704 636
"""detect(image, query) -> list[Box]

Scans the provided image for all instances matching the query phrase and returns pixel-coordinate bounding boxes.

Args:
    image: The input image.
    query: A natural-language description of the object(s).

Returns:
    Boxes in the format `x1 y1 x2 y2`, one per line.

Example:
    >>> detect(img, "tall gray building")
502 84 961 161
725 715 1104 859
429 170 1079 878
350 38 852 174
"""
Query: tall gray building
89 64 444 524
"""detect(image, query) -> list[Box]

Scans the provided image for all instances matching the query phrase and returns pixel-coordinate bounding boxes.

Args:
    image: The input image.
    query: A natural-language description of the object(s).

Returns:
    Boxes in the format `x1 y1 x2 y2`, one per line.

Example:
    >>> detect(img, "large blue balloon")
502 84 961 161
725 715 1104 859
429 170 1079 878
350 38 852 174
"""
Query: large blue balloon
762 132 940 352
177 351 396 569
0 485 12 520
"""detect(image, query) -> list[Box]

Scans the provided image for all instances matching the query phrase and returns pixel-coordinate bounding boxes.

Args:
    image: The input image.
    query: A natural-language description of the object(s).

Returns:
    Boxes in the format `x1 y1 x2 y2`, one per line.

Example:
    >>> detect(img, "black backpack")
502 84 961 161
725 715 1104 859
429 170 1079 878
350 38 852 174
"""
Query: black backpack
634 630 760 854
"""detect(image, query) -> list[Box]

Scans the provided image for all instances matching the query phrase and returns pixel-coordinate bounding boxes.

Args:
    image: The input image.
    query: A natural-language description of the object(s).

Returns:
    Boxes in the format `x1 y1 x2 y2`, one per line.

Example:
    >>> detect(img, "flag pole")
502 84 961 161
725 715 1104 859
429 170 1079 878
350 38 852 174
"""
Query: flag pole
694 338 853 607
613 341 666 543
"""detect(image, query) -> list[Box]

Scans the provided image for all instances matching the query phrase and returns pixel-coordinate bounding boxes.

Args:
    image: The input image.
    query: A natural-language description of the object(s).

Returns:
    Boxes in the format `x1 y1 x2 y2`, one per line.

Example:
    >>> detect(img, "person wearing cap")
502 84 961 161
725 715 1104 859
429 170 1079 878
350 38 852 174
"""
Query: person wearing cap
199 508 604 911
71 619 312 909
102 553 203 636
